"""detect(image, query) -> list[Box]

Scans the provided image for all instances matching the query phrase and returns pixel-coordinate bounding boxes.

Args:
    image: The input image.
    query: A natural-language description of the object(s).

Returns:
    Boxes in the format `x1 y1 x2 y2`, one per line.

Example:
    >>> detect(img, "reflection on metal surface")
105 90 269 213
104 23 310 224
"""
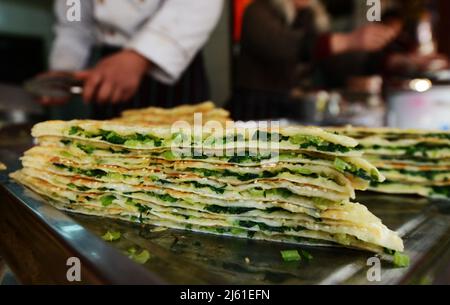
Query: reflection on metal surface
0 167 166 284
395 214 428 237
318 263 363 285
0 259 20 285
380 215 450 285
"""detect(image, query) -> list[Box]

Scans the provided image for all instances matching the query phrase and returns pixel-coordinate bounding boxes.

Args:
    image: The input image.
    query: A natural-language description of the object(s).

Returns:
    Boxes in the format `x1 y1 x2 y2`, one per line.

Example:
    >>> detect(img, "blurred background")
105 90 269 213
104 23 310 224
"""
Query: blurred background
0 0 449 129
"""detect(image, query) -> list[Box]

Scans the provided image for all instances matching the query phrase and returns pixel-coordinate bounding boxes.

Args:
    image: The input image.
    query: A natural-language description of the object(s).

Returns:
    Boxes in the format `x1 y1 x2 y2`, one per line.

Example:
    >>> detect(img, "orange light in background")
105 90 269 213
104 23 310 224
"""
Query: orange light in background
233 0 253 42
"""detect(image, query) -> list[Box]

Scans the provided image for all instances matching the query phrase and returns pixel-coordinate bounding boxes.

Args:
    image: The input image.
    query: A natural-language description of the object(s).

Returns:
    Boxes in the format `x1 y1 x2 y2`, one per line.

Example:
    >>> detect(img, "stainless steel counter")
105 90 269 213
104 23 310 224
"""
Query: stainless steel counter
1 124 450 285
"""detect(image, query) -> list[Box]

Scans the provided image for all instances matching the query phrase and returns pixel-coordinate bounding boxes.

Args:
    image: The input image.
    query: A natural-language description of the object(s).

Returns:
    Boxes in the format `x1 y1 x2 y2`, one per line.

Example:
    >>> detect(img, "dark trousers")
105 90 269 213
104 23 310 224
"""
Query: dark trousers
227 88 301 121
90 46 210 120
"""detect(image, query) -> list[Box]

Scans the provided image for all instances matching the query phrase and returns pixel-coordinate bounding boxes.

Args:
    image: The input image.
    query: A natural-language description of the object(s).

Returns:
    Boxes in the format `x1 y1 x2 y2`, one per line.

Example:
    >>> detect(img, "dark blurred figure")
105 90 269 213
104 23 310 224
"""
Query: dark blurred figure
316 1 447 88
380 2 448 77
228 0 401 121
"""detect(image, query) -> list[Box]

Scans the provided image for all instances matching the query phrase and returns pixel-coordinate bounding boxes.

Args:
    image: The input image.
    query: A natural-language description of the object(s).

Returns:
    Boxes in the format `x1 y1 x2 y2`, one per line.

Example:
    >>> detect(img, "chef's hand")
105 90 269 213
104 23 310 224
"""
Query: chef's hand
74 50 151 104
332 24 401 54
350 24 400 52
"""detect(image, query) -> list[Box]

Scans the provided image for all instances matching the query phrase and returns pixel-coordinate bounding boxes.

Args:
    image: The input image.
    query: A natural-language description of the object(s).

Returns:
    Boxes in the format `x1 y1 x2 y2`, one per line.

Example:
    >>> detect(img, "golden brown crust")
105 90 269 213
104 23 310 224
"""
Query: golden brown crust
120 101 219 117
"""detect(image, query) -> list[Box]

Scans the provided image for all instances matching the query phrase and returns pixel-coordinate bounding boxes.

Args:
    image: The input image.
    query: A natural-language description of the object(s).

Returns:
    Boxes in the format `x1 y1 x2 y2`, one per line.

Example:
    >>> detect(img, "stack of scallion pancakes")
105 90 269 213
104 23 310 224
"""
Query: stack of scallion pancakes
333 127 450 200
11 120 404 255
113 101 230 126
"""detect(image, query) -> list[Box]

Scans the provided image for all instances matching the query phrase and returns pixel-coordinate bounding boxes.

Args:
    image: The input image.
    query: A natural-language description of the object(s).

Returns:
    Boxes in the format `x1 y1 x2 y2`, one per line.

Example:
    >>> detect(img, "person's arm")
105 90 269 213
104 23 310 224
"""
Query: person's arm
330 25 401 56
126 0 224 85
76 0 223 104
242 2 402 65
49 0 96 71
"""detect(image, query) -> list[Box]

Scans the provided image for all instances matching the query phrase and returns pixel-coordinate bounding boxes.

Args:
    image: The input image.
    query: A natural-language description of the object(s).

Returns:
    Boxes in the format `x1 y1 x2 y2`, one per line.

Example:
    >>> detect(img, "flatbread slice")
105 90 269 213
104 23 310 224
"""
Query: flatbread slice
32 120 361 156
11 170 404 253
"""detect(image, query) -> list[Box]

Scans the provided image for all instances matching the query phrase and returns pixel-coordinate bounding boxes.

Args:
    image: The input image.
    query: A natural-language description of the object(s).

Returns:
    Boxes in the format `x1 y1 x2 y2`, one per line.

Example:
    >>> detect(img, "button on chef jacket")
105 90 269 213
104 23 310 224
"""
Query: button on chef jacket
50 0 224 85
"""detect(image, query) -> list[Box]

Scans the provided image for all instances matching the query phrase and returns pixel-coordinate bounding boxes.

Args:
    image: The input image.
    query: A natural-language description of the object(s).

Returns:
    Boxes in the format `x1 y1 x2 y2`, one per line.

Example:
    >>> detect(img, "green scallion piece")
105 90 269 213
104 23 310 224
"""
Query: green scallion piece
101 231 121 242
281 250 301 262
393 252 410 268
100 195 116 207
127 248 151 264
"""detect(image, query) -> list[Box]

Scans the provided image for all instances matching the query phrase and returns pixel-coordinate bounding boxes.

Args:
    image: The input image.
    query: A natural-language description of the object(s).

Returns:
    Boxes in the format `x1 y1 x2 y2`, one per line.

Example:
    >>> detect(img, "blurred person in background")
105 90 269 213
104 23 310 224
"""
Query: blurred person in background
228 0 447 121
39 0 223 119
378 1 448 77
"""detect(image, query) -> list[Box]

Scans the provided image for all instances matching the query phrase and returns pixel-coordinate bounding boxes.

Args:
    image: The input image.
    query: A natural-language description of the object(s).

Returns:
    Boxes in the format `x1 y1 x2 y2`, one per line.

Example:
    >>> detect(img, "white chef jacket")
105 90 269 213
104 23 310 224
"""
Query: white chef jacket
50 0 224 85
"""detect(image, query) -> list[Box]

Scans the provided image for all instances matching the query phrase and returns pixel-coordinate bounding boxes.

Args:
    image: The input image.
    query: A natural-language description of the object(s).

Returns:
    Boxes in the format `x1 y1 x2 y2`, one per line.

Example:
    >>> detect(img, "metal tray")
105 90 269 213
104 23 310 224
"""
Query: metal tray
1 126 450 285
